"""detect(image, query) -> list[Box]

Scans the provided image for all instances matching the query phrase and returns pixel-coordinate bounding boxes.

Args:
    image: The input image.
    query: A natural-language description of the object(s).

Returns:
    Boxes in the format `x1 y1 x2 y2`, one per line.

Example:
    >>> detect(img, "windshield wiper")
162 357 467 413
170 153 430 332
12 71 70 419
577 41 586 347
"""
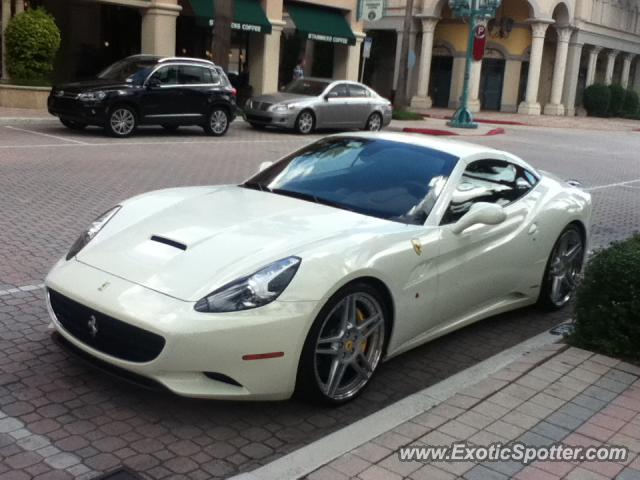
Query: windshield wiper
271 188 319 204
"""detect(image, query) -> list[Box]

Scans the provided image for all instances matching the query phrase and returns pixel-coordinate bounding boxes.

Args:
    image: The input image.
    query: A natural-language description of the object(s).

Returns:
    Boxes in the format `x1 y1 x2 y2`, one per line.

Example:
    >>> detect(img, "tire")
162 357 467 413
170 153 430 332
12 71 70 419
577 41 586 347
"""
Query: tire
365 112 383 132
105 105 137 138
162 124 179 133
204 107 230 136
538 224 585 310
294 110 315 135
296 282 388 405
60 118 87 131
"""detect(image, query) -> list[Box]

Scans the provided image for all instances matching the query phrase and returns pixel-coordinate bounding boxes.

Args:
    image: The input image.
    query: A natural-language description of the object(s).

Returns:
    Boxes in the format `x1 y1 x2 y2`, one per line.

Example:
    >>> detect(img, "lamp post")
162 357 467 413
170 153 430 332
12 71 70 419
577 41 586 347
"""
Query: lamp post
447 0 501 128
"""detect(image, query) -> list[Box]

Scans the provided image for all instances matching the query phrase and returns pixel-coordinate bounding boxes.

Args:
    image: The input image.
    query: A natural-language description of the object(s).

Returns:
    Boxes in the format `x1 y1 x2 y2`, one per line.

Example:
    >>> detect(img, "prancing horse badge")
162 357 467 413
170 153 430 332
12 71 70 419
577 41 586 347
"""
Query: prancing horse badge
411 239 422 256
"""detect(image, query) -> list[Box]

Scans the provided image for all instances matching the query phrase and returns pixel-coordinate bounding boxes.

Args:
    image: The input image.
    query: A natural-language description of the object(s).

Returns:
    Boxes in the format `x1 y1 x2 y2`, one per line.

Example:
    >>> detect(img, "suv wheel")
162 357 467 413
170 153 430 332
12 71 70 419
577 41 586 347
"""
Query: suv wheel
204 107 230 136
60 118 87 131
106 106 137 137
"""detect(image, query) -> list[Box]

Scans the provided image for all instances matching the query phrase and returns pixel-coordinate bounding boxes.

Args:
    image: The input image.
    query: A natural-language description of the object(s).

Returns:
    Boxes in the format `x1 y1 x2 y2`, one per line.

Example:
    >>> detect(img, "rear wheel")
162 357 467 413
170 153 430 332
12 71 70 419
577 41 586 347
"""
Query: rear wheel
539 224 585 310
296 283 387 404
204 107 230 136
106 106 137 137
295 110 315 135
60 118 87 131
365 112 382 131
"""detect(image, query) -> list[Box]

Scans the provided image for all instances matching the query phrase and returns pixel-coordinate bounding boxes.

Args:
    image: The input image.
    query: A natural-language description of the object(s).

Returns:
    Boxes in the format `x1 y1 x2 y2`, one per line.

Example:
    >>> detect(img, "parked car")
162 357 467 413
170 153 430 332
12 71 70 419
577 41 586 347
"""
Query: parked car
48 55 237 137
45 132 591 404
243 78 392 134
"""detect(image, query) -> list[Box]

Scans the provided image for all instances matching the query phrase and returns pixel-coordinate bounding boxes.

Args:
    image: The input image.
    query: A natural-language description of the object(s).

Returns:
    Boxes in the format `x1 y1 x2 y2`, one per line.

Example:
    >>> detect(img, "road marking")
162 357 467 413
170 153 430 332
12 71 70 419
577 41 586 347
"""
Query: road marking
586 179 640 191
0 283 44 297
5 125 89 145
231 326 565 480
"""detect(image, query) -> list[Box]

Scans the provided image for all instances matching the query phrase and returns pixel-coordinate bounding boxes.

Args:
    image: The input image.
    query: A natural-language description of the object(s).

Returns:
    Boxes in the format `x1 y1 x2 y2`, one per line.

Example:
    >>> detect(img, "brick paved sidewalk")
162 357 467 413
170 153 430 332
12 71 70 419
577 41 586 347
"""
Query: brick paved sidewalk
307 346 640 480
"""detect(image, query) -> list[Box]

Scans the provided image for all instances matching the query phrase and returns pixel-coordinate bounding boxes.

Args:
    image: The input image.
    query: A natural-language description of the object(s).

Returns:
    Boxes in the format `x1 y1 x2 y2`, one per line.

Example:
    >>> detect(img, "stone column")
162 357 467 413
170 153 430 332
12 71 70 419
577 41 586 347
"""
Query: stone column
544 26 572 115
410 16 438 109
501 59 522 112
562 38 583 116
393 30 403 90
468 59 482 112
585 46 601 86
604 49 618 84
518 21 550 115
249 23 284 95
1 0 10 80
620 53 635 88
141 2 181 57
334 34 364 81
14 0 23 14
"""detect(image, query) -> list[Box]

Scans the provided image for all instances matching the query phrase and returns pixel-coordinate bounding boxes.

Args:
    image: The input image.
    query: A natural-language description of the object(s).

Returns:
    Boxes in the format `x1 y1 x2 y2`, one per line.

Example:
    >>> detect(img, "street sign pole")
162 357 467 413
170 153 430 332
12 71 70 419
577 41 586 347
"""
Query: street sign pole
447 0 500 129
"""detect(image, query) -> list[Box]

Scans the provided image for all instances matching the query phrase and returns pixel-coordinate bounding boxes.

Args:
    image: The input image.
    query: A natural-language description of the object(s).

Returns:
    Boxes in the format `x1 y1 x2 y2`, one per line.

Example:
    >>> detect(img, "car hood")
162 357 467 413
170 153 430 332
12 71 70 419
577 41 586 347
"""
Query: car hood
252 92 312 105
53 79 133 93
77 185 385 302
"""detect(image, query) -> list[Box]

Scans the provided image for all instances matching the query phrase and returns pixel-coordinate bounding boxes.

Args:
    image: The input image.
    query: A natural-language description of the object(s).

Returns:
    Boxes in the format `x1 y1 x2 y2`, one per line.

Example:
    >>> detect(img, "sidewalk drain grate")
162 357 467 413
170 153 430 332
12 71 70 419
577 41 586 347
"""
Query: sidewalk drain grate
90 468 145 480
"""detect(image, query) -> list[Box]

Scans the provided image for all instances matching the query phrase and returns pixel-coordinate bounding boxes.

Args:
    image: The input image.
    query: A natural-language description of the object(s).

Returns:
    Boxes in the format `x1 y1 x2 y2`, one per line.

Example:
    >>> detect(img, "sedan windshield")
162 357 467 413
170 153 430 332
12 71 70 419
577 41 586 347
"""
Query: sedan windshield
283 79 330 96
97 58 157 83
245 137 458 224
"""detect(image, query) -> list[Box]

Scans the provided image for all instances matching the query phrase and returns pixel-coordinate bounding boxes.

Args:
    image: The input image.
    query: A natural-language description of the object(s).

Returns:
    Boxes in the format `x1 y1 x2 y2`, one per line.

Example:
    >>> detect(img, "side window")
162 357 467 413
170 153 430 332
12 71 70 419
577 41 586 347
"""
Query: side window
179 65 211 84
349 84 369 97
441 160 531 225
209 68 222 85
149 66 178 86
328 83 349 98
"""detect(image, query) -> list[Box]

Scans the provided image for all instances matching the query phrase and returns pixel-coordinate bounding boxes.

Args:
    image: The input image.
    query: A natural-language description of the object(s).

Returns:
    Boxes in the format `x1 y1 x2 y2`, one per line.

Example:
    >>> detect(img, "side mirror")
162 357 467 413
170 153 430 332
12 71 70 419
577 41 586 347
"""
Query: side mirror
147 78 161 89
325 91 338 101
258 161 274 172
450 202 506 235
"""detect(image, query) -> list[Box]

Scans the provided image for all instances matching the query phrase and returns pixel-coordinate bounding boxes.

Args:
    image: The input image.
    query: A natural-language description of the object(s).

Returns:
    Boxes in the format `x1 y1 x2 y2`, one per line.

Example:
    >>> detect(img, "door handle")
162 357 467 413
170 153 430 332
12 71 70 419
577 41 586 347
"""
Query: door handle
528 223 538 235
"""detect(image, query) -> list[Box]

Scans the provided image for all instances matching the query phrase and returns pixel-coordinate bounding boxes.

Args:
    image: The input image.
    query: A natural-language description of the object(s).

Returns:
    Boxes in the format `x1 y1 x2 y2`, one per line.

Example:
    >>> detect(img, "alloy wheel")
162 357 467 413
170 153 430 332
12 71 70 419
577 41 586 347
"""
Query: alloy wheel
297 112 314 134
547 228 583 307
367 113 382 131
210 109 228 135
110 108 135 136
314 292 385 401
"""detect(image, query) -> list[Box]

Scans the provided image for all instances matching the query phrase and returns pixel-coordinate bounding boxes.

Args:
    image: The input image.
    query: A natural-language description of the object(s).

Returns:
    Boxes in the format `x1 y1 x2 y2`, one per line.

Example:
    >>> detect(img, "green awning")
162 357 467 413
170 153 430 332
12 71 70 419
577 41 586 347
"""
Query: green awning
286 2 356 46
187 0 272 34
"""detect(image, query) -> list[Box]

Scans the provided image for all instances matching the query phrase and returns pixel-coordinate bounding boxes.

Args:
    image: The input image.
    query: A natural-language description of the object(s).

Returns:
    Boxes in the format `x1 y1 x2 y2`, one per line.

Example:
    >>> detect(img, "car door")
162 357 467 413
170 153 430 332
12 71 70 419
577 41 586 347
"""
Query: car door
434 159 538 324
139 65 181 121
314 83 349 128
177 65 217 121
345 84 372 127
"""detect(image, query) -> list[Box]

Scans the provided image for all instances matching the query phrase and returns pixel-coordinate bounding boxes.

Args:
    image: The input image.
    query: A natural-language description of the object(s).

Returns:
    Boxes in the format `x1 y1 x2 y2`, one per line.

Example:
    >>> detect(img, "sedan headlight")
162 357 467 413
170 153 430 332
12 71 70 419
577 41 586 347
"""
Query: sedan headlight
77 91 107 102
194 256 301 313
66 206 121 260
269 103 299 112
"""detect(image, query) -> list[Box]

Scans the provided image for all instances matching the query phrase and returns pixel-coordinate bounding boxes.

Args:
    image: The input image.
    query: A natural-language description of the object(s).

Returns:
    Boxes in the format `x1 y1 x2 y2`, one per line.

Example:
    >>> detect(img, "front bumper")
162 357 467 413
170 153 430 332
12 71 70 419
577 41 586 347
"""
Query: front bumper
45 258 317 400
48 96 108 125
243 107 298 129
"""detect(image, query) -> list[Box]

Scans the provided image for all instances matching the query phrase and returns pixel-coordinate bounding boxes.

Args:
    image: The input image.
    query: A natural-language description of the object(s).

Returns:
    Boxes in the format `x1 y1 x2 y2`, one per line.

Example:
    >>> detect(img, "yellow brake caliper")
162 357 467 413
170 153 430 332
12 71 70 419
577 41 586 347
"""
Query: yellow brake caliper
356 308 367 352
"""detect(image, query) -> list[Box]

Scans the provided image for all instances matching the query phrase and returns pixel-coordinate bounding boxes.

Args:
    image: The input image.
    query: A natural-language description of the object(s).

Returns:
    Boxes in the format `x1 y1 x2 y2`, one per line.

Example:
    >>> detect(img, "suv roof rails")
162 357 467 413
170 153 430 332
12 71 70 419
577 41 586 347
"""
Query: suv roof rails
158 57 216 65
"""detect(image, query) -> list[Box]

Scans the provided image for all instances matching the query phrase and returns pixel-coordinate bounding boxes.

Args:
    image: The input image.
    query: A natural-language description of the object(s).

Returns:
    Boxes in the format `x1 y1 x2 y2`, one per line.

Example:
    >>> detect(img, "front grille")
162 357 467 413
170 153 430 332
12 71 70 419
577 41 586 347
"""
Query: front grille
246 114 272 123
48 289 165 363
252 101 272 111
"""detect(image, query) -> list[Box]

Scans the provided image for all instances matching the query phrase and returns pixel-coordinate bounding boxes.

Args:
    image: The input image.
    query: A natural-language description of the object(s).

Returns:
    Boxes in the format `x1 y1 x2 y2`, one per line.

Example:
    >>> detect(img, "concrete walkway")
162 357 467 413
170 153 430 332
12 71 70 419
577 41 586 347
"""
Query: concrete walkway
304 346 640 480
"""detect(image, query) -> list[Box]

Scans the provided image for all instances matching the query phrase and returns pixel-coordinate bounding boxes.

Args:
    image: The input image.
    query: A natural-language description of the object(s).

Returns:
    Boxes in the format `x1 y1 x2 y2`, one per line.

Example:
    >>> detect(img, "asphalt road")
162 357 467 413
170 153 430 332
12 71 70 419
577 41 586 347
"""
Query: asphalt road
0 120 638 480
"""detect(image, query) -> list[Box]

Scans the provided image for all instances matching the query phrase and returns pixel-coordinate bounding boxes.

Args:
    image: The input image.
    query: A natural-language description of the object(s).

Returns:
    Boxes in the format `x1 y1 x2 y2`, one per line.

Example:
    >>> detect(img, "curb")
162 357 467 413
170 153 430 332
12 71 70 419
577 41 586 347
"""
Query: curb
421 113 527 126
230 324 565 480
402 126 506 137
0 117 57 125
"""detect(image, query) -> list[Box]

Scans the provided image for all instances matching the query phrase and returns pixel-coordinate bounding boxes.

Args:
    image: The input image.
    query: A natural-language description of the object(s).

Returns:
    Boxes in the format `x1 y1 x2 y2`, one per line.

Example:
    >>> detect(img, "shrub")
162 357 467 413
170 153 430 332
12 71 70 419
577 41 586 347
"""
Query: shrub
622 89 640 117
392 110 424 121
569 234 640 359
608 84 625 116
583 84 610 117
5 8 60 84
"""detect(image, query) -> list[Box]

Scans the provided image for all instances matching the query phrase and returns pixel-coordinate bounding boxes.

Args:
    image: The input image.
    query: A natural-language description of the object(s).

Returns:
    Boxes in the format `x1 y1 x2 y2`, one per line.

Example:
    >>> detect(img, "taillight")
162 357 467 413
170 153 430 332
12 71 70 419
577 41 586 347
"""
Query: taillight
231 87 237 97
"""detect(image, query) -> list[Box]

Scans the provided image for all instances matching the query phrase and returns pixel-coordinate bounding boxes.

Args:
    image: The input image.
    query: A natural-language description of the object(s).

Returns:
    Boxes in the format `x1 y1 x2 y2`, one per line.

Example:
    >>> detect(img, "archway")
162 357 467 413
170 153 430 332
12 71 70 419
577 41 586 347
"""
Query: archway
480 48 506 110
429 43 454 107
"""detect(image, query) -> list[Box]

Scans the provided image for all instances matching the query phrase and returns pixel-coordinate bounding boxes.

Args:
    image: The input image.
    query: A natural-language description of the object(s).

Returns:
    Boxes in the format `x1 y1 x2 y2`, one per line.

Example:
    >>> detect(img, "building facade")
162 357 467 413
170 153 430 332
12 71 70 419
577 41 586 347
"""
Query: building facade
2 0 363 96
364 0 640 115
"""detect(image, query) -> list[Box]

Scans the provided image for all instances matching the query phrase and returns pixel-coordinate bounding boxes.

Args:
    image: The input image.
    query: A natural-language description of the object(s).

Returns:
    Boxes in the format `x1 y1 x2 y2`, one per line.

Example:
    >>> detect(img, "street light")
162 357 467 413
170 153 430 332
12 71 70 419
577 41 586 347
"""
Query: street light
447 0 502 128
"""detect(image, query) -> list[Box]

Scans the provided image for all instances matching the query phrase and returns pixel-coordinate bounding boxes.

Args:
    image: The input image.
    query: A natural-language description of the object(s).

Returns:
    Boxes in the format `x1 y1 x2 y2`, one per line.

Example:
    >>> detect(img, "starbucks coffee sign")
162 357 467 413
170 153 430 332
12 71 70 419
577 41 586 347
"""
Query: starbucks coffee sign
361 0 384 22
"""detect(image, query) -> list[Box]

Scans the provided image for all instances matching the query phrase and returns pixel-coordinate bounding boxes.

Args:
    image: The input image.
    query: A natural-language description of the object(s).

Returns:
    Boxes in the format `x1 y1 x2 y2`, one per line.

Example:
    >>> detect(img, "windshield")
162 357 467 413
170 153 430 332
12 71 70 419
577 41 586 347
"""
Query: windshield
245 137 458 224
97 57 158 83
283 79 330 96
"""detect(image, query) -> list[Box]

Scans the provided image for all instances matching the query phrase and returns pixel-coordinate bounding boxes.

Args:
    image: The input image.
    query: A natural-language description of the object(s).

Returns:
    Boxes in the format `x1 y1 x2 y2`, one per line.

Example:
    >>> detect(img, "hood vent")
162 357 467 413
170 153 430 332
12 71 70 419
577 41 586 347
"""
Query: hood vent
150 235 187 251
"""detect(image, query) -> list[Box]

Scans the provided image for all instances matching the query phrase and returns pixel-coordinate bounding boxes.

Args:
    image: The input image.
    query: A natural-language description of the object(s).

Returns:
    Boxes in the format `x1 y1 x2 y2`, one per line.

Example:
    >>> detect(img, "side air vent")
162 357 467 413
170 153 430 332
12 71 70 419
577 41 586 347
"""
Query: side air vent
150 235 187 251
203 372 243 387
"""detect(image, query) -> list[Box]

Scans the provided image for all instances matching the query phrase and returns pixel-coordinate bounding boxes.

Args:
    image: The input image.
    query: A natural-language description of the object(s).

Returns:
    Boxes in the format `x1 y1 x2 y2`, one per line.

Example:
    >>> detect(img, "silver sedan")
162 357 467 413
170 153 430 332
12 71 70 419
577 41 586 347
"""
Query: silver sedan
243 78 393 134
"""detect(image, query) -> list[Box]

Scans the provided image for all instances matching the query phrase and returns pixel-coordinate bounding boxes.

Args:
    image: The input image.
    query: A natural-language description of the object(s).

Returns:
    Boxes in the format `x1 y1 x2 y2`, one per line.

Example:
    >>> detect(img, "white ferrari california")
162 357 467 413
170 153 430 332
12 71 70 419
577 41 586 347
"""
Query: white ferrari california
45 132 591 404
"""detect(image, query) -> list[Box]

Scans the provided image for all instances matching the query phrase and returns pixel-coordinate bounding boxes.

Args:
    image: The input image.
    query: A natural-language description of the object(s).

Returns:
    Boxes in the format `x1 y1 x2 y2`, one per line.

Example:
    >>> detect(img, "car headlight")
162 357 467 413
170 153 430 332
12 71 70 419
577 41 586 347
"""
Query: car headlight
66 206 121 260
77 91 107 102
194 256 301 313
269 104 294 112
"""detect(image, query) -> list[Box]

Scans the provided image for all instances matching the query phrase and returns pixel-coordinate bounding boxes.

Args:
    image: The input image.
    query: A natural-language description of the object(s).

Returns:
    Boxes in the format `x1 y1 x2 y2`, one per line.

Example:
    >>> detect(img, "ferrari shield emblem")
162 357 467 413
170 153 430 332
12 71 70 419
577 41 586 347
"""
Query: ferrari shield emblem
411 239 422 256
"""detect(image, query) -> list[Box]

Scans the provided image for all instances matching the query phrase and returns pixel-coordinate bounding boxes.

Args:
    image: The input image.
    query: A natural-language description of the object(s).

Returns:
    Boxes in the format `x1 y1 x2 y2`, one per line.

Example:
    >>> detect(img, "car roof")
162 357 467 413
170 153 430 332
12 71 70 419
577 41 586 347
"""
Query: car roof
330 131 504 160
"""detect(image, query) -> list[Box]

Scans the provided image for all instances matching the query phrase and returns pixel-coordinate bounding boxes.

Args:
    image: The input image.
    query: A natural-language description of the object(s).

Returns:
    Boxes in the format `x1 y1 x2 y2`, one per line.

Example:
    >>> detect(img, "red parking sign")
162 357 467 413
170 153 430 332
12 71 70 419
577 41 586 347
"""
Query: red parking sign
473 24 487 61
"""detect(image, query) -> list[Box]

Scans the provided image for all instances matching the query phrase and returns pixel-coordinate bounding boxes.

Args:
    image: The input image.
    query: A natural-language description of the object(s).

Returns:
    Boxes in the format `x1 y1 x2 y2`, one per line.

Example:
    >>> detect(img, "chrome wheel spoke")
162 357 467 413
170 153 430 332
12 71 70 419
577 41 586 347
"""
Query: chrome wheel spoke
351 353 373 380
325 360 347 396
357 313 382 338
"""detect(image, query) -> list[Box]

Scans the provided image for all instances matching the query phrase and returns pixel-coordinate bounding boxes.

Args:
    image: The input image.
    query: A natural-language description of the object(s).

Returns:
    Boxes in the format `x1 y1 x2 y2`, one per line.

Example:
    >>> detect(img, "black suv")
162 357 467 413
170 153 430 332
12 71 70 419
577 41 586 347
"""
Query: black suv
48 55 237 137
